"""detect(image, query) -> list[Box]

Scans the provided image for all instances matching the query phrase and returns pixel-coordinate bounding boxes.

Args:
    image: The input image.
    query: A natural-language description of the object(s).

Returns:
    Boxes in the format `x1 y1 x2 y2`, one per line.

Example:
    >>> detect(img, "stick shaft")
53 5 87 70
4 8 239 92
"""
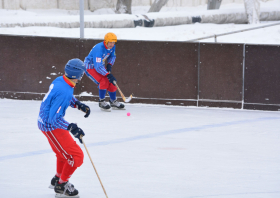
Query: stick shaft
82 137 108 198
114 81 126 102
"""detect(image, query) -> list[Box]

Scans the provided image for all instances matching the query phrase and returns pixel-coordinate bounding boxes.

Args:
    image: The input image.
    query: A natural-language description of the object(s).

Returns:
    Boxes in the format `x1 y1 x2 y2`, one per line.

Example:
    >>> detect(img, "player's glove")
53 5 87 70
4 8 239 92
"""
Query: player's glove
106 64 112 73
75 101 90 118
107 73 116 85
67 123 85 144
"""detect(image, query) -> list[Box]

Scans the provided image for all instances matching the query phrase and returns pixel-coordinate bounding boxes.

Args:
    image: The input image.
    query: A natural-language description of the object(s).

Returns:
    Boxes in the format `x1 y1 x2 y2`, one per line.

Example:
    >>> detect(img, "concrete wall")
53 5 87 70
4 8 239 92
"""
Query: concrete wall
20 0 57 9
132 0 151 6
0 0 246 10
88 0 114 11
3 0 20 9
86 0 245 12
1 0 89 10
58 0 88 10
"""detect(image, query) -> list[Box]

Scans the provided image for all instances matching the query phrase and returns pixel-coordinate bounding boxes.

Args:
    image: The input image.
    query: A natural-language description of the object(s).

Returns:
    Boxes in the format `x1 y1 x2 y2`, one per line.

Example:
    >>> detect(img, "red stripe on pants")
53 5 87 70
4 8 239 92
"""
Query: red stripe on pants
42 129 84 182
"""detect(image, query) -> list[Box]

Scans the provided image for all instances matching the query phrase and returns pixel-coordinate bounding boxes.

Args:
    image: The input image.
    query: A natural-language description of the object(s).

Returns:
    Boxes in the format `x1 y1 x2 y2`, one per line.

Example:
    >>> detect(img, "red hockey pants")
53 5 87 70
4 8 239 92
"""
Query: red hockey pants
42 128 84 182
86 68 117 92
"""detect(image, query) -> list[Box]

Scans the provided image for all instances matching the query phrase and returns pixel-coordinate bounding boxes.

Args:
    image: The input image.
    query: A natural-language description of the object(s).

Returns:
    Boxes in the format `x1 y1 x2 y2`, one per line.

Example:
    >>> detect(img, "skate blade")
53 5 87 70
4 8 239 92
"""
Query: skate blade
55 193 79 198
100 108 111 112
49 184 54 189
112 107 126 110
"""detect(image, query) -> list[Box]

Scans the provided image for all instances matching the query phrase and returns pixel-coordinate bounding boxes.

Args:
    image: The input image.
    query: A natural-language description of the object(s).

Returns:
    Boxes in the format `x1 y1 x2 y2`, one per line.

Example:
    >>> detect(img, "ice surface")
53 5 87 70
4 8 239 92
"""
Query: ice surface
0 99 280 198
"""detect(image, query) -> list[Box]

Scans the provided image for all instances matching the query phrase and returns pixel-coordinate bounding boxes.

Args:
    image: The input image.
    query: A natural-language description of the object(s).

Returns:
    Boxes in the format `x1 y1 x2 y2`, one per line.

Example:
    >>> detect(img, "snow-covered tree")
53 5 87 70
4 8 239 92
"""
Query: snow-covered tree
148 0 169 13
244 0 260 24
116 0 132 14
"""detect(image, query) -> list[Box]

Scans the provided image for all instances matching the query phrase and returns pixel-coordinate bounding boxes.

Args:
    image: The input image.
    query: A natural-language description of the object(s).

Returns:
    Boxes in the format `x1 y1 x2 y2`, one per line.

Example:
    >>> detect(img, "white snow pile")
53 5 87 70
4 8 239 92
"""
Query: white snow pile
0 2 279 28
0 2 280 44
148 6 280 26
0 13 138 28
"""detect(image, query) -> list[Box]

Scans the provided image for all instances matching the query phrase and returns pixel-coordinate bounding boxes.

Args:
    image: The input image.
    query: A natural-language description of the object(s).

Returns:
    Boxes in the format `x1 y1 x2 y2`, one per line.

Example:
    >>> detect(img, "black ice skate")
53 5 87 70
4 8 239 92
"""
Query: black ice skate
54 181 79 198
109 99 125 110
49 175 59 189
99 99 111 112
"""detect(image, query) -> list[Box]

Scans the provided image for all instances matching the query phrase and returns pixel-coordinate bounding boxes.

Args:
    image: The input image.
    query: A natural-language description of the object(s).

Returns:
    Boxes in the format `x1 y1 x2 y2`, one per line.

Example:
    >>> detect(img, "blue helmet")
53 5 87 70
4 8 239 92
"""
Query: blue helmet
65 58 86 80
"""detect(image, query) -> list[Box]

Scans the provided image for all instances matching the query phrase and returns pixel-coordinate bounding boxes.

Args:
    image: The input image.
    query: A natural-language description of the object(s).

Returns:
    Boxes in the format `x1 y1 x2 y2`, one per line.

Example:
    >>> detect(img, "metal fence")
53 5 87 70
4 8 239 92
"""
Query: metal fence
186 22 280 43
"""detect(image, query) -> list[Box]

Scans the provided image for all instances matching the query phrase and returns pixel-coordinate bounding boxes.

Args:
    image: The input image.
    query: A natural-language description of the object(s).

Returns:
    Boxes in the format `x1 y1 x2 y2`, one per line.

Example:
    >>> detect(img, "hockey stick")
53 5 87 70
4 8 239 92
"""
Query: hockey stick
81 136 109 198
113 80 133 103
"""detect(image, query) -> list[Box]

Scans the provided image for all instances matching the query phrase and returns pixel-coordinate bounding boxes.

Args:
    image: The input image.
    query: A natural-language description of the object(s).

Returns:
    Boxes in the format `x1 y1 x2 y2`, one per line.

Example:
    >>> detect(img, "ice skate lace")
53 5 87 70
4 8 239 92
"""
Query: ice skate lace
64 182 75 194
112 100 120 107
100 100 108 107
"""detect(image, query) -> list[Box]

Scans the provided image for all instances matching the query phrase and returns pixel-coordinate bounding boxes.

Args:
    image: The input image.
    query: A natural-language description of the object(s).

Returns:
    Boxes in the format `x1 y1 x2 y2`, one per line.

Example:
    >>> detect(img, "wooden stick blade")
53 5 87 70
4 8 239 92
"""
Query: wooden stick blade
125 94 133 103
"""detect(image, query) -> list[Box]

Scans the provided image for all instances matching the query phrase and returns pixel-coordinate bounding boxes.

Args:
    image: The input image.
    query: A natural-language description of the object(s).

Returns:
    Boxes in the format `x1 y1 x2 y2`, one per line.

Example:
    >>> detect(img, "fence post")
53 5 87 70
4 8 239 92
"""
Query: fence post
80 0 84 39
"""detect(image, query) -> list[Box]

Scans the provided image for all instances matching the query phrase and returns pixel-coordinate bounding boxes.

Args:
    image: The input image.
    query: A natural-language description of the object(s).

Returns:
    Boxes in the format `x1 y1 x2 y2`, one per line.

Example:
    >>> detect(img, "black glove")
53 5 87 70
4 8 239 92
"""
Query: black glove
106 64 112 73
67 123 85 144
75 101 90 118
107 73 116 85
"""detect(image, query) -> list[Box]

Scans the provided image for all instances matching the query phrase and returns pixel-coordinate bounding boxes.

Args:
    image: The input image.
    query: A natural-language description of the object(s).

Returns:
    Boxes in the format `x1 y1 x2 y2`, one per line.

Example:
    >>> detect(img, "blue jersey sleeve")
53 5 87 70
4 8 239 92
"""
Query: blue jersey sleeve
107 46 116 66
70 96 78 108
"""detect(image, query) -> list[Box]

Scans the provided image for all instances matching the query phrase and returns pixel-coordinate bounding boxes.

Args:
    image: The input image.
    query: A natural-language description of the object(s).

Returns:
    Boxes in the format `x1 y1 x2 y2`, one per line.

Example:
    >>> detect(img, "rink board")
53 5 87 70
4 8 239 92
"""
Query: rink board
1 35 280 110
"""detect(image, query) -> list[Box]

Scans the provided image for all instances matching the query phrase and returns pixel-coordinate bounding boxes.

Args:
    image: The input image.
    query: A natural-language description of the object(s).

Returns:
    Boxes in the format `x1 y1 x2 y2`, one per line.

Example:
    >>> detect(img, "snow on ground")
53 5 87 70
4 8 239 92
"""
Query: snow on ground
1 22 280 44
0 99 280 198
0 2 280 44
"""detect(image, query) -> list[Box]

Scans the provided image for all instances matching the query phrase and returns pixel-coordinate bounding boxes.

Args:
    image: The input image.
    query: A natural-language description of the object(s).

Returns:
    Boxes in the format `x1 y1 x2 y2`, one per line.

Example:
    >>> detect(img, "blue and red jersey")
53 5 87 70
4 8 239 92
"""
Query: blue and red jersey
84 41 116 76
37 75 78 132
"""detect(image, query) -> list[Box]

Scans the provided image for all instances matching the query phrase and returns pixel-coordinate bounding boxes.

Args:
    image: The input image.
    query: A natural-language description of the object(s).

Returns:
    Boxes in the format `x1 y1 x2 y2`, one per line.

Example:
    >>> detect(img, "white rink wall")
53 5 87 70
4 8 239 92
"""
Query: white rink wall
1 0 89 10
0 0 250 10
20 0 57 9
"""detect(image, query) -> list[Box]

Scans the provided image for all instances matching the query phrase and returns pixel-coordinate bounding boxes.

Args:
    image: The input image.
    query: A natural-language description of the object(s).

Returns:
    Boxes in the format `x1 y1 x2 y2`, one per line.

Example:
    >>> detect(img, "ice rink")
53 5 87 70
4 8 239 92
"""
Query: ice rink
0 99 280 198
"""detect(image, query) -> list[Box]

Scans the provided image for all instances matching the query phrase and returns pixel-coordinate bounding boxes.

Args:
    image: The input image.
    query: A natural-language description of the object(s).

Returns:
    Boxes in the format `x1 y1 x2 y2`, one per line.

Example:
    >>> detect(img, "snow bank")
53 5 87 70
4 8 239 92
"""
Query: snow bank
1 11 280 29
148 8 280 26
1 9 279 28
0 2 279 28
0 14 137 28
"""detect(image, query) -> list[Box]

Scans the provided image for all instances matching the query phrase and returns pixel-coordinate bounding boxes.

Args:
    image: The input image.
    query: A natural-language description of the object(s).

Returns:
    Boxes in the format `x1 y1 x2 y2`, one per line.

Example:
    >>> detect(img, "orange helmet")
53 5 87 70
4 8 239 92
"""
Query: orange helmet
104 32 117 45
